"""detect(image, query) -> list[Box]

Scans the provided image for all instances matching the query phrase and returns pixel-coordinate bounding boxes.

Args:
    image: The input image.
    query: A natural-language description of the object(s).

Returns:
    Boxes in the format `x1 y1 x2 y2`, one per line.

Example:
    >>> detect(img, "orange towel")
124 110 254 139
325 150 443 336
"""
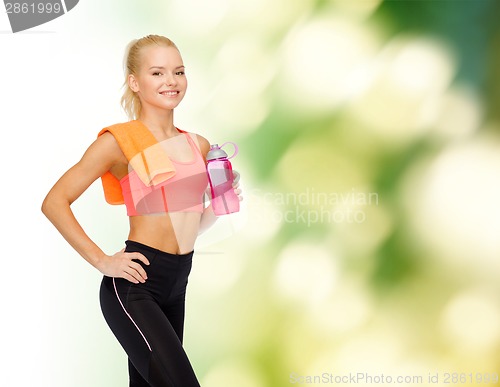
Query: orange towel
98 120 176 205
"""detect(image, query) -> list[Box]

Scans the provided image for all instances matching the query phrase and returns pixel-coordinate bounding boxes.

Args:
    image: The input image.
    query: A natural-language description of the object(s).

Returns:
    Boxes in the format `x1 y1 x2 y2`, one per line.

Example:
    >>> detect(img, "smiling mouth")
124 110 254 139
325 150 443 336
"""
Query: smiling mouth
159 91 180 96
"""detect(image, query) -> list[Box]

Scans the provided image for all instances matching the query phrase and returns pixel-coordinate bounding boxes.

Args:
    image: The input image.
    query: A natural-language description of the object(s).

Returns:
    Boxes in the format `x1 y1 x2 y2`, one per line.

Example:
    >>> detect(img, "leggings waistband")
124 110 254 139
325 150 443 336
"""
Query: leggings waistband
125 240 194 259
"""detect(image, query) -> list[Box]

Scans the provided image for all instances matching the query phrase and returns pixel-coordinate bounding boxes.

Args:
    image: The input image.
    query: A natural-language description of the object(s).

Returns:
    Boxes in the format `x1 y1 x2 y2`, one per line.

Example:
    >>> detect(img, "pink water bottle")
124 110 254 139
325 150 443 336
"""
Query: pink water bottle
206 142 240 216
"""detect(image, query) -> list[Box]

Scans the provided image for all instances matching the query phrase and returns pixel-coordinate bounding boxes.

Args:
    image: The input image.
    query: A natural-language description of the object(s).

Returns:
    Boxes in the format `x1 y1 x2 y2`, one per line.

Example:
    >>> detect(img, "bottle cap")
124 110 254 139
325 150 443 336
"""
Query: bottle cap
206 144 228 161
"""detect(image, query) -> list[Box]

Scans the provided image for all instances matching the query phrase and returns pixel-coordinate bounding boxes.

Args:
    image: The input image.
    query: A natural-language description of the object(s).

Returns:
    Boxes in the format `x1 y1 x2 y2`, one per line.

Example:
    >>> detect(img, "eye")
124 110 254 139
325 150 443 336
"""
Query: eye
152 72 162 76
176 71 185 76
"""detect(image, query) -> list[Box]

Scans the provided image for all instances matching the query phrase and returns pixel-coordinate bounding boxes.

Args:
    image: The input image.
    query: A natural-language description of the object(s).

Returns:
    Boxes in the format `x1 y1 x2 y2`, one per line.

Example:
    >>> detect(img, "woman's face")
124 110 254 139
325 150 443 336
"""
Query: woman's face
129 45 187 112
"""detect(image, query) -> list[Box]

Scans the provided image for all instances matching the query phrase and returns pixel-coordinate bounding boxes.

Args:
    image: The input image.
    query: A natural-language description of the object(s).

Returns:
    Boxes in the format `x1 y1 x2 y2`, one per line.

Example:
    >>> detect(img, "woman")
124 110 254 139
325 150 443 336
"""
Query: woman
42 34 241 386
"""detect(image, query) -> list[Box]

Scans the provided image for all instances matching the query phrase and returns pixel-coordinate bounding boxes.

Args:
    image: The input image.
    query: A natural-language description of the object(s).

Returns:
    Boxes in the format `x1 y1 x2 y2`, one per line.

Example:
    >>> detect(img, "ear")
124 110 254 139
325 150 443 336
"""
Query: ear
128 74 140 93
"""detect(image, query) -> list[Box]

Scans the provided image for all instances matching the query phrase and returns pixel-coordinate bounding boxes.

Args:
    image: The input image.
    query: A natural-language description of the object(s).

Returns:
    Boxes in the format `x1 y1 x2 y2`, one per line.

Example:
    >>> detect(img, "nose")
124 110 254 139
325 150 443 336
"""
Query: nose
164 73 177 86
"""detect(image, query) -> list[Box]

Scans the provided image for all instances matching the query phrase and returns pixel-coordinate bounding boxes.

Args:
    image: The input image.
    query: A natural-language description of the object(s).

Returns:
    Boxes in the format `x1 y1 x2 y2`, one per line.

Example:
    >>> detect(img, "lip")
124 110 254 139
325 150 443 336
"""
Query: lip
159 90 180 97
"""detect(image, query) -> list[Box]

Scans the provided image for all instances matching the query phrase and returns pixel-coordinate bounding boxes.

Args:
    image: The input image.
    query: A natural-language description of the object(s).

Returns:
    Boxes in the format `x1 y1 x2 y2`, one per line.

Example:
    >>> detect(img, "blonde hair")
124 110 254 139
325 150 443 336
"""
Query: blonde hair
120 35 179 120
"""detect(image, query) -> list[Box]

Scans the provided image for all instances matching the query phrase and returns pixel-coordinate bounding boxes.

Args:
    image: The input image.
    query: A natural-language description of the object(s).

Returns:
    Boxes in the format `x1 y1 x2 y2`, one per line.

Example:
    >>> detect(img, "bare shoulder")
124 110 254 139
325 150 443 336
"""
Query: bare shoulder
87 131 126 164
93 131 121 152
68 131 127 184
194 133 211 159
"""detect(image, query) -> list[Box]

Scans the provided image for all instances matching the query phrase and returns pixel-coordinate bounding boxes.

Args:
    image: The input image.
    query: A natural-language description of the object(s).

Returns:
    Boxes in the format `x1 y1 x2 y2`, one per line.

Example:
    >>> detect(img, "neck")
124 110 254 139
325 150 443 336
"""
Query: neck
138 107 178 138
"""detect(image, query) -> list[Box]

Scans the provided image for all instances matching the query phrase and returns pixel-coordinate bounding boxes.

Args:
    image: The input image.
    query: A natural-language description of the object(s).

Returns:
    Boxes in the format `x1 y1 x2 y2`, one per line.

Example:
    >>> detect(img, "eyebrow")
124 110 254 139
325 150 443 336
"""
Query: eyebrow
148 65 185 70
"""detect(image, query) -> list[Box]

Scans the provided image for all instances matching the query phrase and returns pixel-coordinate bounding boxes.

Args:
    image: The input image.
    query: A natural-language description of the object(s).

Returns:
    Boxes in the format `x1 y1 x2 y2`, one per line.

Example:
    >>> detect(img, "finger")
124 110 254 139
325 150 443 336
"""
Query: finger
130 261 148 281
233 188 243 201
122 271 140 284
124 265 146 283
137 253 150 266
128 252 150 266
232 170 240 184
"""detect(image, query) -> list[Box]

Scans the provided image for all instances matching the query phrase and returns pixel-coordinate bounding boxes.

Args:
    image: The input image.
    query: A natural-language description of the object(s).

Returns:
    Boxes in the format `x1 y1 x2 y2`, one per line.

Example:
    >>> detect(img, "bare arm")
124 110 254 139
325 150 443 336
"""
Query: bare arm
41 132 150 283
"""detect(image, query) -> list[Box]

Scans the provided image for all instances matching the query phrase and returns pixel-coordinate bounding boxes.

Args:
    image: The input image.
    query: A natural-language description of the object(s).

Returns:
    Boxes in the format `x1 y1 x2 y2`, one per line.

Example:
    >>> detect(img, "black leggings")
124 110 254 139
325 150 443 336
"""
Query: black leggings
99 240 201 387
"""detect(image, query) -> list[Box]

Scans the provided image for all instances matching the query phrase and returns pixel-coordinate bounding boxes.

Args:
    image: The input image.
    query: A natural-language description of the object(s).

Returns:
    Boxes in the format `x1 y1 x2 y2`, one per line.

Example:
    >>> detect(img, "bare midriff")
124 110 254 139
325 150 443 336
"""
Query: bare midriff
128 212 202 255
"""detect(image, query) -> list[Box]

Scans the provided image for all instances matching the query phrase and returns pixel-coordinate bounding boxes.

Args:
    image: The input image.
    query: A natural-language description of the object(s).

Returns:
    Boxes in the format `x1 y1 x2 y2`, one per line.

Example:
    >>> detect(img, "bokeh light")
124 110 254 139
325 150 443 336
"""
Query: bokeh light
347 35 457 145
280 15 381 114
406 136 500 273
440 288 500 355
274 240 339 307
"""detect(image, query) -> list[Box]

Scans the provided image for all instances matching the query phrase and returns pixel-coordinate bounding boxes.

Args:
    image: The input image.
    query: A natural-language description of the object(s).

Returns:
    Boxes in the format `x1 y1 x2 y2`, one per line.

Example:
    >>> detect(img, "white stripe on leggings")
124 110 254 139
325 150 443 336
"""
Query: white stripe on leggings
113 278 152 352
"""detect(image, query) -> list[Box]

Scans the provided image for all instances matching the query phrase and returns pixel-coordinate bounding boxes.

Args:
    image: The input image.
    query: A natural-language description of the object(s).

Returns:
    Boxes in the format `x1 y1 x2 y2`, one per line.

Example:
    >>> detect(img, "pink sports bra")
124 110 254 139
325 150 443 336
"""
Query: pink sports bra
120 132 208 216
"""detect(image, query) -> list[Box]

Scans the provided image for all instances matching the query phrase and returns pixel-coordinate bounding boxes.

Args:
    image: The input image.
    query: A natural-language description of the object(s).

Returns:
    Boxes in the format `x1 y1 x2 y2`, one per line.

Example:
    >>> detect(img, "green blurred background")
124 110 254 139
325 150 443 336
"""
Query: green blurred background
185 1 500 385
25 0 500 386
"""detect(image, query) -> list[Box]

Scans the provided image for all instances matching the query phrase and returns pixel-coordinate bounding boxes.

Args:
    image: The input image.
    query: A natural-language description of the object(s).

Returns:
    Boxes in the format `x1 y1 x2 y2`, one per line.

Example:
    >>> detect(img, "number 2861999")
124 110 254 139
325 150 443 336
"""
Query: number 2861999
5 3 62 14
